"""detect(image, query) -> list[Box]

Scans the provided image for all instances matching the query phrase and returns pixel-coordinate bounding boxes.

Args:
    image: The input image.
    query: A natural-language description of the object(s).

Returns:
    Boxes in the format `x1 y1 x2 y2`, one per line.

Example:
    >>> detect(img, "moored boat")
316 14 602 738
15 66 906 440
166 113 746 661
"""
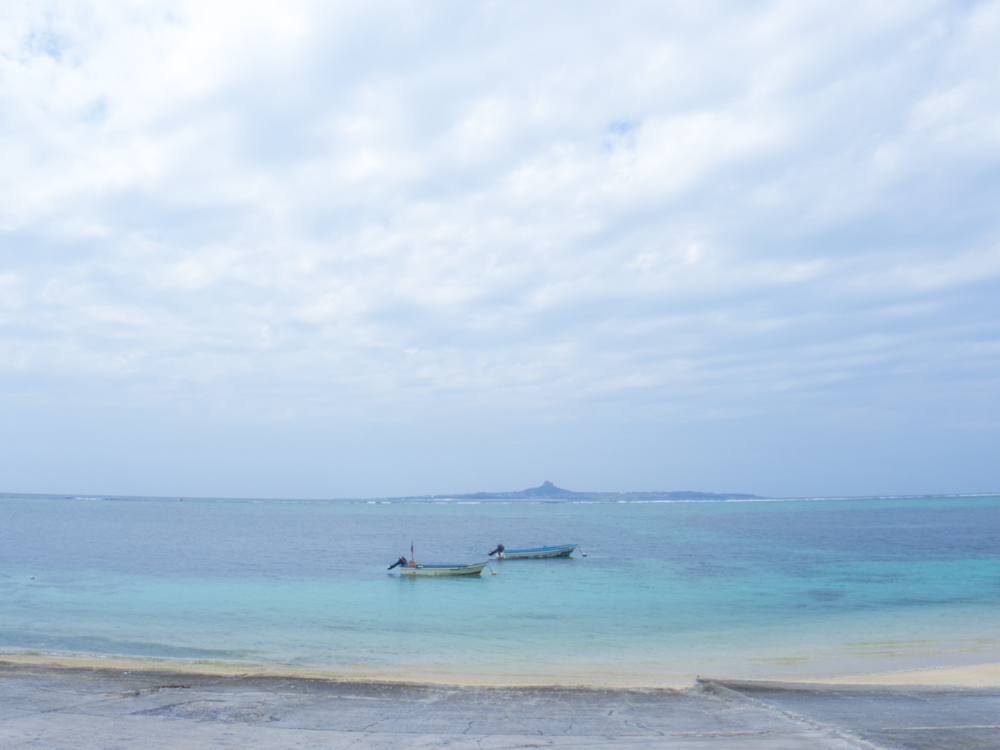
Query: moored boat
387 554 489 576
488 543 577 559
402 561 489 576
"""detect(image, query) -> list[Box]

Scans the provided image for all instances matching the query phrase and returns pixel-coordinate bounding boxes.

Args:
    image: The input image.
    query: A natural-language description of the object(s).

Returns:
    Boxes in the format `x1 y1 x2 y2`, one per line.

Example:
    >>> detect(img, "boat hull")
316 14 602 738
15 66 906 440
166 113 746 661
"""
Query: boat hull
399 561 489 576
498 544 577 559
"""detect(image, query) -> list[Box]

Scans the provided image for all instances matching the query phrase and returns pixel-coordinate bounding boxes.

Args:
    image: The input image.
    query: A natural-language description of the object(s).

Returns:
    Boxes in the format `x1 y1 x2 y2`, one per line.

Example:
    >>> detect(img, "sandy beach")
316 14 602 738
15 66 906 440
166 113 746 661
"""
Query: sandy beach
2 656 998 749
2 652 999 688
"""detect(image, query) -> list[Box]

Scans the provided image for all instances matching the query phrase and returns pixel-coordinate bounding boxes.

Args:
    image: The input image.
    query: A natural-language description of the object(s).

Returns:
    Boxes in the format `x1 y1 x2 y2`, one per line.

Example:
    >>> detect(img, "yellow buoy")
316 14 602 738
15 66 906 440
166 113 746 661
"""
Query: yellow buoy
492 570 497 575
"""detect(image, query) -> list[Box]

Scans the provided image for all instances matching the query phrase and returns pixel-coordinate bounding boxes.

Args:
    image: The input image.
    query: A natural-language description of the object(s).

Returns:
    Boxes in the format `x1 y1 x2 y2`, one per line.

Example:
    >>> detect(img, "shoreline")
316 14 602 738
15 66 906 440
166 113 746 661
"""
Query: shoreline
3 652 998 689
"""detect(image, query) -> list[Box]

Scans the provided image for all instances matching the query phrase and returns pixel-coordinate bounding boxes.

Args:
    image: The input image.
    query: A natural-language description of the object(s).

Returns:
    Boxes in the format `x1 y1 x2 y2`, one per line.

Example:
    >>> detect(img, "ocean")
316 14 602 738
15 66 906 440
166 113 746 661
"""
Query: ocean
1 493 998 683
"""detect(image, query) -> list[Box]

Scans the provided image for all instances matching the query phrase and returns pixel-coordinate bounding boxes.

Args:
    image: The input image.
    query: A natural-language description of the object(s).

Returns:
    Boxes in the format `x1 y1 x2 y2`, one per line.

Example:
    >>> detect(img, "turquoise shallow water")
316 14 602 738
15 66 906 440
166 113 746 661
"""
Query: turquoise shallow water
1 494 998 681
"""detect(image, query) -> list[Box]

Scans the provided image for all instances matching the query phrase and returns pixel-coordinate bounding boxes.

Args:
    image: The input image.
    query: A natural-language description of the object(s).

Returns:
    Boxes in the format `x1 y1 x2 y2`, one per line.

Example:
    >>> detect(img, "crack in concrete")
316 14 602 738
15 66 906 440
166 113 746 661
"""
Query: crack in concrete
130 698 224 716
622 718 665 736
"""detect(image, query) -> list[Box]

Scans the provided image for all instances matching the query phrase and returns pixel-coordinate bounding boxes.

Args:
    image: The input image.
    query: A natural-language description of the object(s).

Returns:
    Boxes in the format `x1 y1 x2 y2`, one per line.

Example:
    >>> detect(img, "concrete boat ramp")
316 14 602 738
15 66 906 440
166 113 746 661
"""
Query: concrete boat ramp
1 662 997 749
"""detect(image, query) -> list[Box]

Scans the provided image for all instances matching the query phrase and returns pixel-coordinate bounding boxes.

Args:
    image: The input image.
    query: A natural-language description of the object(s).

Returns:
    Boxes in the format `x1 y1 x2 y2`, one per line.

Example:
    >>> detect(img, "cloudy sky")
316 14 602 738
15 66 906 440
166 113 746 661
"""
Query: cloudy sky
2 0 998 499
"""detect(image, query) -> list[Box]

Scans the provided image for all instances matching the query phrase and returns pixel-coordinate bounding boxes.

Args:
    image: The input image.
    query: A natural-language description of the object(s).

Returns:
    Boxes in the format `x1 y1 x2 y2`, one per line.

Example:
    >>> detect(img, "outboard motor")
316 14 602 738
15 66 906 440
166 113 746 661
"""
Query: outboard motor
387 556 408 570
488 543 505 556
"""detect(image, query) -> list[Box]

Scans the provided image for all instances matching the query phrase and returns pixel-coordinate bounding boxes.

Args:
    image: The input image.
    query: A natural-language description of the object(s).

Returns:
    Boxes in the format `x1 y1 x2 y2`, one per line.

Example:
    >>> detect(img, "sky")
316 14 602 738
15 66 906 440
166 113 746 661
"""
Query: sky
1 0 999 499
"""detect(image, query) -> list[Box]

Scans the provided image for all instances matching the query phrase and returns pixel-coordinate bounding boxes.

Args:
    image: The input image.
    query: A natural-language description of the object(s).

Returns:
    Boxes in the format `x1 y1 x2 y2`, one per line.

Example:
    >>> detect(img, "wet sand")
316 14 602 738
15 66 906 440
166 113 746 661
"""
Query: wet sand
2 658 998 749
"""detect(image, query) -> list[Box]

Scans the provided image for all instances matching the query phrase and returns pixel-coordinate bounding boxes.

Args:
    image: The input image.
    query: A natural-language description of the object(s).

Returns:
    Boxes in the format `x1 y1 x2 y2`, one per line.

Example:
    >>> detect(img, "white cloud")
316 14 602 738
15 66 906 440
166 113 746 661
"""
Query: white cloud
1 0 998 496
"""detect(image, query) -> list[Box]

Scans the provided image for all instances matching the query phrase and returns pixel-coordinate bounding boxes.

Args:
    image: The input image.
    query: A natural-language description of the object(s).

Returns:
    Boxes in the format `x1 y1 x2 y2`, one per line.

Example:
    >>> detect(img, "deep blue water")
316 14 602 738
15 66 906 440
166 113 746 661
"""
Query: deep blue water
1 494 998 681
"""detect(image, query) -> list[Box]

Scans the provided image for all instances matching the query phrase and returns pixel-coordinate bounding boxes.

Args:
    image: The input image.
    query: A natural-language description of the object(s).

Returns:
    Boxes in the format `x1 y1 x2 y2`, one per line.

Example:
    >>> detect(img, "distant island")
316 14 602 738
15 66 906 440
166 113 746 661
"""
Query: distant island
377 480 757 502
1 481 758 503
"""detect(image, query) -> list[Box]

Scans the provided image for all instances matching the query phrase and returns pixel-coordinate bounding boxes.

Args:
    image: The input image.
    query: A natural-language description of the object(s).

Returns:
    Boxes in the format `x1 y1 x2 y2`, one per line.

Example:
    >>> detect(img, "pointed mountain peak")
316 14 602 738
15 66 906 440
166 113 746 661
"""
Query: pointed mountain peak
519 481 575 498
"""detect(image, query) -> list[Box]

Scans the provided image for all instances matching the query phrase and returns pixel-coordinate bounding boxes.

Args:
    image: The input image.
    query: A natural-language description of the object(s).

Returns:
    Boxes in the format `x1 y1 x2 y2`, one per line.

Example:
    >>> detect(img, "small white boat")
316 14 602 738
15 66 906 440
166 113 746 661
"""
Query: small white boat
387 555 488 576
488 543 578 559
